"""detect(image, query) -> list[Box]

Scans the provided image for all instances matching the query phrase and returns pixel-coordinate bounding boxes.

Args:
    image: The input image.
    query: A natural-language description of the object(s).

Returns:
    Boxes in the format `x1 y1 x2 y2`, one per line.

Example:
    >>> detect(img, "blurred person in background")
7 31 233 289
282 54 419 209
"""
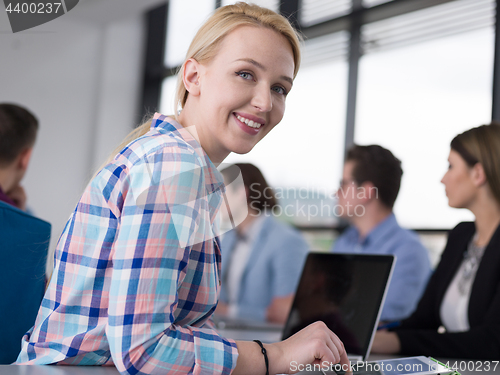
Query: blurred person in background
0 103 38 211
332 144 431 322
216 163 309 324
372 122 500 359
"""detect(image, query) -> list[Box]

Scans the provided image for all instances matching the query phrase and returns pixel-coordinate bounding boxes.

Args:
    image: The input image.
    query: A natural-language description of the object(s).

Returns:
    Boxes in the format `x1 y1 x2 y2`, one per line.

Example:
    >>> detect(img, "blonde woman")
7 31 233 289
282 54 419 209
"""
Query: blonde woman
372 123 500 359
17 3 348 374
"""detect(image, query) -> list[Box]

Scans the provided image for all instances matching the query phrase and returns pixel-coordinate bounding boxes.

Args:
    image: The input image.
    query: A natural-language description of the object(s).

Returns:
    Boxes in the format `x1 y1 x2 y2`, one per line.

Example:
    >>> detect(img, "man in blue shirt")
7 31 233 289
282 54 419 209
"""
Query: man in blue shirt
332 145 431 322
0 103 38 211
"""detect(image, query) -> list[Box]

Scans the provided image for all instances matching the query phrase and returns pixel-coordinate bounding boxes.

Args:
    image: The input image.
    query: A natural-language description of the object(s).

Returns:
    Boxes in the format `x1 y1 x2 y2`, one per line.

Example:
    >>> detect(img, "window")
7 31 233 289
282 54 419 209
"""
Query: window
356 0 494 228
362 0 393 7
300 0 352 26
149 0 499 236
159 76 177 116
164 0 215 68
222 0 280 12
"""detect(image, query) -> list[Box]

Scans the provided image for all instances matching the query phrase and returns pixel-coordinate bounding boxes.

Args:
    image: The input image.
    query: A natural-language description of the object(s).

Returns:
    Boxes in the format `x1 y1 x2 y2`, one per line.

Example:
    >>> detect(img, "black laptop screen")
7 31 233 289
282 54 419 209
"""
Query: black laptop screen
282 252 394 358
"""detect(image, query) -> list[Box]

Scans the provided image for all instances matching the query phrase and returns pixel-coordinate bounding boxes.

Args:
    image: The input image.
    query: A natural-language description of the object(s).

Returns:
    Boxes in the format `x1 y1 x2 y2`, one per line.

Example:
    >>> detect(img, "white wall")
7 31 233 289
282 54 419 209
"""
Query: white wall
0 0 165 272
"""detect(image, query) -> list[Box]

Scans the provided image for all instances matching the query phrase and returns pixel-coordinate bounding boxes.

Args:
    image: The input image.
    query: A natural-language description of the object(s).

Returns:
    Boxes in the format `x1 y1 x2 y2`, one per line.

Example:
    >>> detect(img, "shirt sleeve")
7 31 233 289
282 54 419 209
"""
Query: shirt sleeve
231 224 309 322
331 228 356 253
380 238 431 322
105 149 238 375
271 229 309 297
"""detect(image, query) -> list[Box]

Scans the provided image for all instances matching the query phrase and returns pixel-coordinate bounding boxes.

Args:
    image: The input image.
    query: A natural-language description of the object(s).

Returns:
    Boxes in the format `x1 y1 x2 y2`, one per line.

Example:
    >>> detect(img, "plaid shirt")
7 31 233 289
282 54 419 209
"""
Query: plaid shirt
17 114 239 374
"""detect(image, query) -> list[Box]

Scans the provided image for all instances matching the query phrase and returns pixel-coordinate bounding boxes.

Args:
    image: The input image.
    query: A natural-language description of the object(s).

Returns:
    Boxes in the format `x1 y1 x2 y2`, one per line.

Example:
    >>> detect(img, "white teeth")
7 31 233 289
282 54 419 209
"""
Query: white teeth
237 115 262 129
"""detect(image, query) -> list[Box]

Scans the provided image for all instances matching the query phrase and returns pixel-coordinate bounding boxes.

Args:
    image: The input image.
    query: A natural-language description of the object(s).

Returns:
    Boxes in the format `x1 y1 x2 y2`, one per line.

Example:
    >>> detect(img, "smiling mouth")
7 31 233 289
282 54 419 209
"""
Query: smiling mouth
236 114 264 129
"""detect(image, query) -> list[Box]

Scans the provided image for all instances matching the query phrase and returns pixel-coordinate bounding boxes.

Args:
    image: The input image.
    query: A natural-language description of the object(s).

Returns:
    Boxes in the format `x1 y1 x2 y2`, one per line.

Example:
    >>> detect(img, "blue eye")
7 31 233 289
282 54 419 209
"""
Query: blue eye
272 86 287 95
237 71 253 80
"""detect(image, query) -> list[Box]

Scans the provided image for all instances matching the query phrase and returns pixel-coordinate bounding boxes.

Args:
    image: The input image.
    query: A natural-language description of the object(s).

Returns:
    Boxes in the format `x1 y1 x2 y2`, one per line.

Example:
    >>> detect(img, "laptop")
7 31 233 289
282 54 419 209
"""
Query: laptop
281 252 396 362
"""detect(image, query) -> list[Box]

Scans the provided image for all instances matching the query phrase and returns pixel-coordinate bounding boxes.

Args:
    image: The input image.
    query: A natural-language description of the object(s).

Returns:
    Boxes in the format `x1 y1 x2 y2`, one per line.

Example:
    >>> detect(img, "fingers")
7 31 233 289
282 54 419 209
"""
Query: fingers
327 329 351 372
310 322 348 367
323 332 341 363
339 349 351 372
283 321 350 374
328 329 348 366
323 330 351 373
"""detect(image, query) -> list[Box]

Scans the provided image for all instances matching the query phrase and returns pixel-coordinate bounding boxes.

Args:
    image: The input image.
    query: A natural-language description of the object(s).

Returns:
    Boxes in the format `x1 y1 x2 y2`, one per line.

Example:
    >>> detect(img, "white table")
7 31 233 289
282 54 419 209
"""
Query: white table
2 328 498 375
2 358 499 375
218 328 500 375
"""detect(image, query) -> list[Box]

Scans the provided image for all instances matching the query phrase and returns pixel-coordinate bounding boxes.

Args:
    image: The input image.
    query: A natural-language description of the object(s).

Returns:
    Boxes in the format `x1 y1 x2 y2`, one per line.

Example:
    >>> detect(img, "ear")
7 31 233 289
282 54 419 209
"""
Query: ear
17 147 33 172
182 58 202 97
471 162 487 187
360 181 377 201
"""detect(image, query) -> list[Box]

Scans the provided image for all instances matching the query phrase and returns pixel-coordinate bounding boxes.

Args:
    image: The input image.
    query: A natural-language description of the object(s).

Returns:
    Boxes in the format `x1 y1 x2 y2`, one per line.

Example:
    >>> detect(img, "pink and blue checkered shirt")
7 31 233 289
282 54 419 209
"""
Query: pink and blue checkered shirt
17 114 239 374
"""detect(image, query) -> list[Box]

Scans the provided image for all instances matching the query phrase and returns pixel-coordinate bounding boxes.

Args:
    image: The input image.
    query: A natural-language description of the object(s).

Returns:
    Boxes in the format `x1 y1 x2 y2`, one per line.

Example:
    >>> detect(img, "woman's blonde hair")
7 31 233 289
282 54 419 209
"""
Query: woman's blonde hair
174 2 302 114
451 122 500 205
98 2 302 171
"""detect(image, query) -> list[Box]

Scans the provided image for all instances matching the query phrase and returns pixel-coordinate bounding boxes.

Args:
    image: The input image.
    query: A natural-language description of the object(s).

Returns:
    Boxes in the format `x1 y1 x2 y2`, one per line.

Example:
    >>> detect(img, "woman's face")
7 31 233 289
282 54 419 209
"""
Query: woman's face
190 25 295 162
441 149 478 209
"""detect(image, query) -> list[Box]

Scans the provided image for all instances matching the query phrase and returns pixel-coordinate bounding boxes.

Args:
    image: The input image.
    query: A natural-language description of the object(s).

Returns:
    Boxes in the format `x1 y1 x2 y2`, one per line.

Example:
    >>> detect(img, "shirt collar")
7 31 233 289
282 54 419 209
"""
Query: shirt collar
239 214 267 242
151 113 225 196
352 212 398 246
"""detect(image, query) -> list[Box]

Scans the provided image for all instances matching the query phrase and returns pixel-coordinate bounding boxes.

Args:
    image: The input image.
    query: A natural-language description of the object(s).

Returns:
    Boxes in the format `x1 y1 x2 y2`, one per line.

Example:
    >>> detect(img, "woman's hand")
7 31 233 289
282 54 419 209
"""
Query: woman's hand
266 294 294 324
215 302 229 316
370 330 401 354
275 321 350 374
233 321 350 375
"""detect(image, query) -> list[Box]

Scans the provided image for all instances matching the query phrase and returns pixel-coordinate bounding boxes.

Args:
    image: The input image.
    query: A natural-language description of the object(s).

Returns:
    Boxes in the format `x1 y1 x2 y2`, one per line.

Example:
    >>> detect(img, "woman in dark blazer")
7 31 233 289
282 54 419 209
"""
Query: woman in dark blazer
372 122 500 359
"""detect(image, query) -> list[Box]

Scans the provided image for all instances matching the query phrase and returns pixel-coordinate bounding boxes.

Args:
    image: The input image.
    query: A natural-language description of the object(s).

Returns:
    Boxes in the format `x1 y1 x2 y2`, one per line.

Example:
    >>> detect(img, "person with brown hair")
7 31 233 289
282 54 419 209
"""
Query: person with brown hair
216 163 308 324
332 144 431 322
17 3 349 374
372 122 500 359
0 103 38 211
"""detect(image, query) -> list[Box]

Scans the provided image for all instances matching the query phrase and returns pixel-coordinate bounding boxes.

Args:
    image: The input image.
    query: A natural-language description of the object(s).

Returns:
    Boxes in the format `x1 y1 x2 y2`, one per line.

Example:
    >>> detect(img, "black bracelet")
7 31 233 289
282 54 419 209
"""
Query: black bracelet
253 339 269 375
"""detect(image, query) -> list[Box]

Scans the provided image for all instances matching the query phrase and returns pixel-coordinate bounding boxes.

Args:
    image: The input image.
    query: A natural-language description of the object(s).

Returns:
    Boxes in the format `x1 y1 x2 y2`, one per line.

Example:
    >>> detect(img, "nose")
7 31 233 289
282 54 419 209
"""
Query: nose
251 84 273 113
335 185 342 197
440 171 447 185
